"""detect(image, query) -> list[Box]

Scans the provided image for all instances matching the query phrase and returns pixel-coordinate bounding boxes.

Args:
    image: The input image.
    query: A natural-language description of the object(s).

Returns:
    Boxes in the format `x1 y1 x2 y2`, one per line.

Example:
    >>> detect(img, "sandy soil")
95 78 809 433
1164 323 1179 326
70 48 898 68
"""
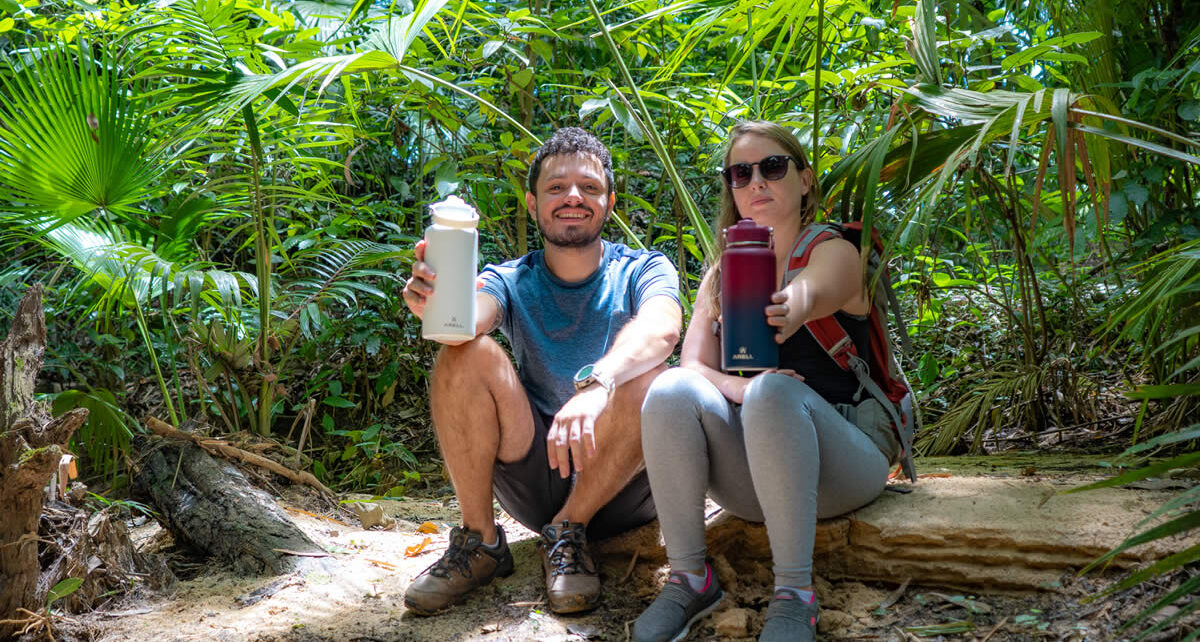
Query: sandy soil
71 474 1196 642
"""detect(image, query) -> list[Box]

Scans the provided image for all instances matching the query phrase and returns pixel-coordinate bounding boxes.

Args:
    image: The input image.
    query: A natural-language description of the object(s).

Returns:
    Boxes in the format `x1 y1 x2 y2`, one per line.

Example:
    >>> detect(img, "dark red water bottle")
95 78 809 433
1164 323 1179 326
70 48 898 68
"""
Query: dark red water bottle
721 219 778 372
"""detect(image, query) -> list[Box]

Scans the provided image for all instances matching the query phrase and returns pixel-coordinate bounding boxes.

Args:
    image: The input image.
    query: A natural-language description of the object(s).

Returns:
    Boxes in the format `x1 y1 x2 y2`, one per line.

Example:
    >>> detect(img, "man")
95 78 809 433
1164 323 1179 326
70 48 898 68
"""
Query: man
400 127 682 615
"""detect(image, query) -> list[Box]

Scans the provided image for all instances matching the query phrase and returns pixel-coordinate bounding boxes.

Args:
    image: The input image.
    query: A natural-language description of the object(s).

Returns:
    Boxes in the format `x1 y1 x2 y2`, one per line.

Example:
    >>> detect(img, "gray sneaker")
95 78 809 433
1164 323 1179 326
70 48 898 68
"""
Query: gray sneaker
632 562 724 642
759 588 819 642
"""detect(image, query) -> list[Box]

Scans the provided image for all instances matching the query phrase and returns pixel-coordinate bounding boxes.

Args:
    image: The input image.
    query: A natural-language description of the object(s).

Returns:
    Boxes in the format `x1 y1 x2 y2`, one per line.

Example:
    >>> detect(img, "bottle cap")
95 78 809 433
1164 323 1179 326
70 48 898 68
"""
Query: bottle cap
724 219 771 246
429 195 479 228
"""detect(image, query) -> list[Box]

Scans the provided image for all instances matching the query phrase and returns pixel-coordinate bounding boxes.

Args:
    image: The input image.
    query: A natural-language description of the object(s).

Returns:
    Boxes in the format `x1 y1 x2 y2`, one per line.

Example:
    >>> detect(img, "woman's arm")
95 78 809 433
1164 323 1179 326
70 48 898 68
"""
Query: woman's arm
767 237 868 343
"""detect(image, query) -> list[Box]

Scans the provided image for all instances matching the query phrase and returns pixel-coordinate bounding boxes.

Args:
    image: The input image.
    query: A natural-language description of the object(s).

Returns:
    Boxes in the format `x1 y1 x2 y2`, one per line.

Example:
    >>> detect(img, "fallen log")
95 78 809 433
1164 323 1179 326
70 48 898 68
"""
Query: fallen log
0 285 88 635
133 436 329 576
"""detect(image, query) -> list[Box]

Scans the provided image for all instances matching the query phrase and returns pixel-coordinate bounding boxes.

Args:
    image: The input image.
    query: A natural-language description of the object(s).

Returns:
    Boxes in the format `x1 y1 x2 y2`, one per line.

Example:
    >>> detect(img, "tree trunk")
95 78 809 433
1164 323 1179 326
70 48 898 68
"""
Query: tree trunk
133 437 328 575
0 285 88 632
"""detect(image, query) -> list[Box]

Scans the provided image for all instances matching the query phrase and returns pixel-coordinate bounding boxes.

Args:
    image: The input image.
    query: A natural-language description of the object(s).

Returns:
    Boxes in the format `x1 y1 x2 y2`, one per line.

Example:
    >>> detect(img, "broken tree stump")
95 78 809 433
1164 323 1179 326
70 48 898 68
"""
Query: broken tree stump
133 436 329 575
0 284 89 633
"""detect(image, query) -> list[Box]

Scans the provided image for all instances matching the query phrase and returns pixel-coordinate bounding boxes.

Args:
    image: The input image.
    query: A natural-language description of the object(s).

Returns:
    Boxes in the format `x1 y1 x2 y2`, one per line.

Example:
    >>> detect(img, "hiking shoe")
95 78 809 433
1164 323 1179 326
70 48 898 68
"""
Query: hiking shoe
404 525 513 615
538 521 601 614
632 561 724 642
759 588 819 642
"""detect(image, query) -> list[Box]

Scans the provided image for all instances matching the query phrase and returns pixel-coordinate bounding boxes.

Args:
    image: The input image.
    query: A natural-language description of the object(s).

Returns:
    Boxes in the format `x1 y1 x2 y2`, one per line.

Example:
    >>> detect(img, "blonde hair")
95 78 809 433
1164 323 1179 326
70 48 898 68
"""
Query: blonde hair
700 120 823 319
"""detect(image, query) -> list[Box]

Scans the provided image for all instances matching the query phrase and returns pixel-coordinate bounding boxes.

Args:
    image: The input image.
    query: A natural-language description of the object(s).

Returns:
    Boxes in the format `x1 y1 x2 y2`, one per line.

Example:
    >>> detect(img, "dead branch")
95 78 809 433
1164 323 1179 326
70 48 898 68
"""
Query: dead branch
145 417 333 497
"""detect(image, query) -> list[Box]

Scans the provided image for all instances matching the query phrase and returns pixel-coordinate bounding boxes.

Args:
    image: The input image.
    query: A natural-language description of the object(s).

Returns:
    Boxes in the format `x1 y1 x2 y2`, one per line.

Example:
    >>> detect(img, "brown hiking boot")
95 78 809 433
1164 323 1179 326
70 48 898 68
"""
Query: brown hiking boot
538 521 601 614
404 525 513 615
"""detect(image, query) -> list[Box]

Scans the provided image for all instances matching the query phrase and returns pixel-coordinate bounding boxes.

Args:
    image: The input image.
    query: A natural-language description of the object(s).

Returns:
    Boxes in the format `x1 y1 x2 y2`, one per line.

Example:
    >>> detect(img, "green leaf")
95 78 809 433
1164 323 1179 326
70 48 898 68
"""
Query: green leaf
918 352 940 387
47 577 84 606
481 40 503 59
510 68 534 91
579 97 610 119
607 99 644 142
1074 123 1200 167
1064 451 1200 494
435 161 460 198
0 43 162 224
0 17 13 32
909 0 943 85
1124 181 1150 207
1116 424 1200 458
1126 384 1200 400
365 335 382 356
368 0 450 63
1001 44 1052 71
1179 101 1200 122
324 396 356 408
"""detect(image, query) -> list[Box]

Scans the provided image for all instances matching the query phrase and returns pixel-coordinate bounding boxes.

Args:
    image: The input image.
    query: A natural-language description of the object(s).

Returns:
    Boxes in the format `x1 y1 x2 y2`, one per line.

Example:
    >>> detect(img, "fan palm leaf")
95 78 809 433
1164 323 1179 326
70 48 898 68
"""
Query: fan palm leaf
0 41 162 226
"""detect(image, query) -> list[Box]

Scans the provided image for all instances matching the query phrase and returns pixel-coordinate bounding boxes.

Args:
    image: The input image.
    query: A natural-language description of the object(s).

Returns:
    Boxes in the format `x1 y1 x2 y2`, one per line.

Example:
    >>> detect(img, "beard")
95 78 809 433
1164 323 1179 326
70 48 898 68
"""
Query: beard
540 204 608 249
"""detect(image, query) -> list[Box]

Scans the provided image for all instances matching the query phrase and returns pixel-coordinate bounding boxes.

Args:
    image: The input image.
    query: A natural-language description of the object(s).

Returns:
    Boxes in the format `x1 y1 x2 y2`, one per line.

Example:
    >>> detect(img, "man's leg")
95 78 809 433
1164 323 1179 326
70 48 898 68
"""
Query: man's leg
429 336 534 543
534 366 664 614
405 336 535 616
552 364 666 530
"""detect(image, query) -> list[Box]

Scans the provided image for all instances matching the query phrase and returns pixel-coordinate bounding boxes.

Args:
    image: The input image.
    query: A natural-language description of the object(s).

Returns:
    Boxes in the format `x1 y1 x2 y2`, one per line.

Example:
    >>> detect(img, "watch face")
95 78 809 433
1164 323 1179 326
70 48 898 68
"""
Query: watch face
574 363 595 383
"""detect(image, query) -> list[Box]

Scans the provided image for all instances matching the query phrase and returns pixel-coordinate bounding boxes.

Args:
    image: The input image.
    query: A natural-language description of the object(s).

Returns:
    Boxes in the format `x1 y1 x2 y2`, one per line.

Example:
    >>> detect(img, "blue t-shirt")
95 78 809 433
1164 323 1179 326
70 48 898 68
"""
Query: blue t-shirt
480 240 680 416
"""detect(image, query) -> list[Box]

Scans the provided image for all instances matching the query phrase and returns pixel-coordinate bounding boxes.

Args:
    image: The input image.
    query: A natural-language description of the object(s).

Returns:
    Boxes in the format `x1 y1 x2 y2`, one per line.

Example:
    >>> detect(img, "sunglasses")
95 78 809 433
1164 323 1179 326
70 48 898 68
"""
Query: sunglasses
721 154 803 189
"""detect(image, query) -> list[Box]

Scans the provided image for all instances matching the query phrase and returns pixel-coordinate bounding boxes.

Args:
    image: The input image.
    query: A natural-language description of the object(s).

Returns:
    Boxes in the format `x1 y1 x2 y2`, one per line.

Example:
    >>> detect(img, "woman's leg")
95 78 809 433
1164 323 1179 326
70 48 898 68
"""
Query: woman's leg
740 373 890 588
636 368 764 642
641 368 762 573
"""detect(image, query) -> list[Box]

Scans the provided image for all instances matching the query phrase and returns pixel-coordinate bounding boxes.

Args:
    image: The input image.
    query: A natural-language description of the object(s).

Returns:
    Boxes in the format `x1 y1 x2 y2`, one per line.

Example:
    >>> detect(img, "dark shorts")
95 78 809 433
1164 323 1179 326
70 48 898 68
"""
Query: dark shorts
492 400 656 541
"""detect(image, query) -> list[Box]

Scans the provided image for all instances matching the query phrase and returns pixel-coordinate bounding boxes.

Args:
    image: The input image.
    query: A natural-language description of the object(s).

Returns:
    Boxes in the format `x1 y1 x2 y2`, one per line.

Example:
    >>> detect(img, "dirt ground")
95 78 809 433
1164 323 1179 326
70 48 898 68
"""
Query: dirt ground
60 469 1196 642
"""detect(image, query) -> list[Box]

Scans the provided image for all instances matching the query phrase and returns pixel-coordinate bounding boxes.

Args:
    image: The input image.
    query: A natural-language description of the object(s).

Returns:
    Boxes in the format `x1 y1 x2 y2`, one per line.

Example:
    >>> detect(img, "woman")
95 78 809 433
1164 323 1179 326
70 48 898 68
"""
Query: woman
632 121 897 642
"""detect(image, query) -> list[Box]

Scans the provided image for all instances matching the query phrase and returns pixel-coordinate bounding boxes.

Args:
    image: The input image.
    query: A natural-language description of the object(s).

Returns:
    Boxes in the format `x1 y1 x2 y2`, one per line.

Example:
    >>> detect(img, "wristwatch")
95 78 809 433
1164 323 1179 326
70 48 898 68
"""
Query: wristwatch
573 363 615 393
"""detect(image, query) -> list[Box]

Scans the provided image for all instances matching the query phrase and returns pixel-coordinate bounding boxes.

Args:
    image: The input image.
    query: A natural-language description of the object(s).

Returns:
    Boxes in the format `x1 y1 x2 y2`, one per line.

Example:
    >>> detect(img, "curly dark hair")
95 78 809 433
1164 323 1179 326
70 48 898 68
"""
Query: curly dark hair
526 127 614 194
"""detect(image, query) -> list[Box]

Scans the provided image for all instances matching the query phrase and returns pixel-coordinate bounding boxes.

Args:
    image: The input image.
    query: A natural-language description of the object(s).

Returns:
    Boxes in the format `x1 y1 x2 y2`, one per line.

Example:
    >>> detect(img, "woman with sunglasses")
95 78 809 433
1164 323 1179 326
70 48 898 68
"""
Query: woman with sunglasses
632 121 895 642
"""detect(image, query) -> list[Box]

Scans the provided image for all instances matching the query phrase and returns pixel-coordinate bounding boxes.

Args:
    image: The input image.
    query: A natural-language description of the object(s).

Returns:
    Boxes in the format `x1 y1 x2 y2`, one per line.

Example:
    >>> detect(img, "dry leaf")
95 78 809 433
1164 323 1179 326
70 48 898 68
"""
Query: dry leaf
417 521 439 534
283 506 351 527
405 536 432 557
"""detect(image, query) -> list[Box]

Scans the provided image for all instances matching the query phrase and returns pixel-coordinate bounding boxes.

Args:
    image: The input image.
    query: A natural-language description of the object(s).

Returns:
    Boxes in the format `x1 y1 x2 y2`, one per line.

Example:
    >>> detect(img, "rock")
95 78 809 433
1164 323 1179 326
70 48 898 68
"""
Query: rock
597 477 1200 592
818 609 856 636
346 502 394 530
812 476 1196 591
711 555 738 593
714 608 752 638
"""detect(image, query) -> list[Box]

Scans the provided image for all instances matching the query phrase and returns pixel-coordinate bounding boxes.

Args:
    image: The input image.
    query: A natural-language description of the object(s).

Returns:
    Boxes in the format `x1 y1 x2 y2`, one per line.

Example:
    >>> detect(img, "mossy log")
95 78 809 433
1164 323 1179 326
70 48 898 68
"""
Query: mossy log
133 436 329 576
0 285 88 633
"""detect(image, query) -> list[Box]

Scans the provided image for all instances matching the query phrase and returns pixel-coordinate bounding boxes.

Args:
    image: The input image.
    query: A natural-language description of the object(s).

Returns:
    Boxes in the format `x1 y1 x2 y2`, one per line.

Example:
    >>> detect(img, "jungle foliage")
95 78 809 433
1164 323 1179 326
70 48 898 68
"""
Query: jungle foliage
0 0 1195 633
0 0 1198 632
0 0 1194 473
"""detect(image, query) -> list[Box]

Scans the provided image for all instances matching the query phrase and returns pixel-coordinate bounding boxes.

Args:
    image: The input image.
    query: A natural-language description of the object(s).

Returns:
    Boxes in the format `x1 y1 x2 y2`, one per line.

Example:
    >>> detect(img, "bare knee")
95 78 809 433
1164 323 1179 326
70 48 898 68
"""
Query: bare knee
432 336 508 387
610 363 669 413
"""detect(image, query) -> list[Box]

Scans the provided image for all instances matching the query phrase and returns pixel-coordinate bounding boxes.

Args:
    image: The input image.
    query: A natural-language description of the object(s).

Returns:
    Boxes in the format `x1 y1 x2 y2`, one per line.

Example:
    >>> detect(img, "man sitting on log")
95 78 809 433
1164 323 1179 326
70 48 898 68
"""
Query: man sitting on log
399 127 682 615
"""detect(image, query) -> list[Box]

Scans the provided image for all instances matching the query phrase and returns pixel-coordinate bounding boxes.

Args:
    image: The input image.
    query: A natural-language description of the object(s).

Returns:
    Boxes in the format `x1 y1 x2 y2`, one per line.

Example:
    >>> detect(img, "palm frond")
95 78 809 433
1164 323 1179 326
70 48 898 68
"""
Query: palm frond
0 42 161 225
277 239 406 338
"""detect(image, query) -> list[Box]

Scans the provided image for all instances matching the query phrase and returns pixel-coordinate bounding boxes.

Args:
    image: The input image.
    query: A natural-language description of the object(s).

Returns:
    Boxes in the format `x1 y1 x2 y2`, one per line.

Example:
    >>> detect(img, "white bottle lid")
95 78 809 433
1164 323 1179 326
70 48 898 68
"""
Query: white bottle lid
429 195 479 229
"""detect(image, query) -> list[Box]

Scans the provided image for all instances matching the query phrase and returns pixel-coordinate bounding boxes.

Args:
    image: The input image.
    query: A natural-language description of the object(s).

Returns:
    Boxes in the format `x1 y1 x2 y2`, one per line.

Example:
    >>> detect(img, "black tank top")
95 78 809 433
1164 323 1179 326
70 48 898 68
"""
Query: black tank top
777 311 872 405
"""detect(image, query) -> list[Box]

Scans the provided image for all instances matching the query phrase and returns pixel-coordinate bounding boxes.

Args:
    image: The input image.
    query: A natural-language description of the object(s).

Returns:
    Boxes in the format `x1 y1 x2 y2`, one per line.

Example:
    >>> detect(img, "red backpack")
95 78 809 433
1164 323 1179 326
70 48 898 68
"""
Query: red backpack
784 222 919 482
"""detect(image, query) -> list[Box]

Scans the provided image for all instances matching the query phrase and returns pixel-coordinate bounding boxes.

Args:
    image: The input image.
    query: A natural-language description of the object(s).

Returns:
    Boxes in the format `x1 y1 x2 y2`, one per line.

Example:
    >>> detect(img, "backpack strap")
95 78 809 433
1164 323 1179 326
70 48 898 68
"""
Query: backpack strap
788 223 917 482
786 223 864 379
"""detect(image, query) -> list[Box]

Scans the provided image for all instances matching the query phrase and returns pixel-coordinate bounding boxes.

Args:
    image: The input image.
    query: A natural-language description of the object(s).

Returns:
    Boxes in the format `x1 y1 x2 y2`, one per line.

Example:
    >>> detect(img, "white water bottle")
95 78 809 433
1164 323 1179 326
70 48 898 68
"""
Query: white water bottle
421 195 479 342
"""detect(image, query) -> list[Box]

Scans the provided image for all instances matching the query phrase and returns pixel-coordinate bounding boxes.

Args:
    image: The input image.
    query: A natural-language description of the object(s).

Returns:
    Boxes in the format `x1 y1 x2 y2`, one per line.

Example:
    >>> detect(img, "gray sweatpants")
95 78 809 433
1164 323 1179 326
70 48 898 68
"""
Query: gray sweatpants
641 368 889 587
